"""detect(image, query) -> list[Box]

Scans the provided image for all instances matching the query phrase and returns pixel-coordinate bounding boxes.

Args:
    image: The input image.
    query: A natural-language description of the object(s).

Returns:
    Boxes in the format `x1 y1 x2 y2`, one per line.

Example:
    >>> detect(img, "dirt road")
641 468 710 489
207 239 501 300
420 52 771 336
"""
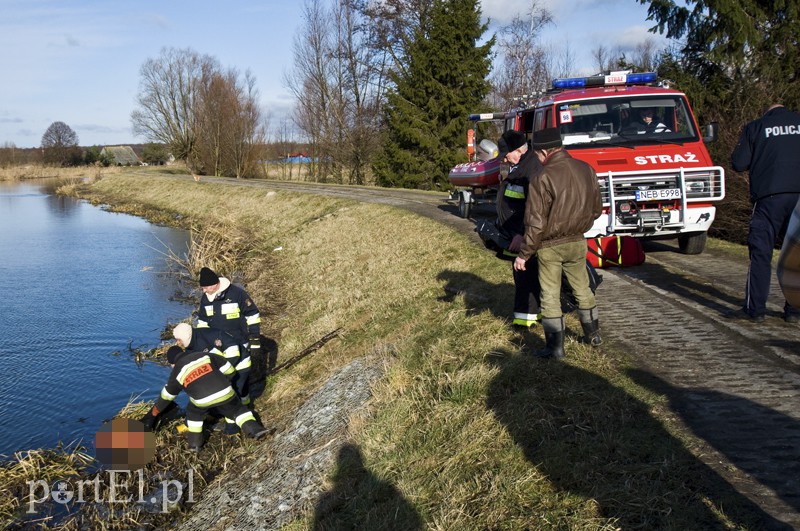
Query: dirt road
174 175 800 528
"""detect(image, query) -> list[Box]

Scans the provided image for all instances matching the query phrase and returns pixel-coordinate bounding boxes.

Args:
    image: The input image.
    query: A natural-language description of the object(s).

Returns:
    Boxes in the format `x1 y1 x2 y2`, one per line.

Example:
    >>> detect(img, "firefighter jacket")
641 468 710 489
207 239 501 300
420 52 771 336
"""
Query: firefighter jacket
196 277 261 344
187 327 241 368
152 349 237 415
731 106 800 202
519 149 602 261
497 149 541 241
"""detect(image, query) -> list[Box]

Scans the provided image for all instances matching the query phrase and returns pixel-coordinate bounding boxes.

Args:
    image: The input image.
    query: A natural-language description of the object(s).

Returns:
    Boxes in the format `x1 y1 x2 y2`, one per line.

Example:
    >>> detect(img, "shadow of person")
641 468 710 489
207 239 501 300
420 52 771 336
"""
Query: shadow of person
485 351 791 529
247 334 278 402
436 269 515 322
312 443 422 531
627 367 800 521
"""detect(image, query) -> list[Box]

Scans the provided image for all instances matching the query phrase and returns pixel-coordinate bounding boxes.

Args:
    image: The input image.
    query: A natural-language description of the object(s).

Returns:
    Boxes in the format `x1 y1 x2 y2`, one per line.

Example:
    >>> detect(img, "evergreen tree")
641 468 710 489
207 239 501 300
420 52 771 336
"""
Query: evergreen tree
374 0 494 189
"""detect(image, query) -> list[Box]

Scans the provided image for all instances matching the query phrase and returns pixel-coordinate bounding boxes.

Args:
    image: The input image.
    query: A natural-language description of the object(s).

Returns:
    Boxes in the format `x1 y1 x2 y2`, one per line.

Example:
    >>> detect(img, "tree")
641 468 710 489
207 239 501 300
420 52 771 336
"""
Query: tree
40 121 80 166
192 68 267 178
374 0 494 189
638 0 800 243
489 3 553 110
142 143 170 165
131 47 218 161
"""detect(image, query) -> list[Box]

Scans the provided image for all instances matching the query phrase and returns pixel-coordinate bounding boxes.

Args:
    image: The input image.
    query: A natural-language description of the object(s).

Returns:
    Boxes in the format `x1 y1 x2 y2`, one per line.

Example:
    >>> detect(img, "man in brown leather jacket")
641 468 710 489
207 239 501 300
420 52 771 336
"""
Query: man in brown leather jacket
513 127 603 358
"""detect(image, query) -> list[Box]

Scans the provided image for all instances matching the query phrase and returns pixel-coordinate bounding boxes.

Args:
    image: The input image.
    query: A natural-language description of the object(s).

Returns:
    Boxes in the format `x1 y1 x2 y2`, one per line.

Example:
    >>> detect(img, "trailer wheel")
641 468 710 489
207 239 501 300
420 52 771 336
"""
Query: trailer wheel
458 191 472 219
678 232 707 255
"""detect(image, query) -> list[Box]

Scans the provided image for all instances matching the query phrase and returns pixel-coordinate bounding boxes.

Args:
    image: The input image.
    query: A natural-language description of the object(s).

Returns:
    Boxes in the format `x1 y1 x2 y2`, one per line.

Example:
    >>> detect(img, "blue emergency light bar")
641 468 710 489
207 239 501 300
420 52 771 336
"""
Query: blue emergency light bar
552 72 657 90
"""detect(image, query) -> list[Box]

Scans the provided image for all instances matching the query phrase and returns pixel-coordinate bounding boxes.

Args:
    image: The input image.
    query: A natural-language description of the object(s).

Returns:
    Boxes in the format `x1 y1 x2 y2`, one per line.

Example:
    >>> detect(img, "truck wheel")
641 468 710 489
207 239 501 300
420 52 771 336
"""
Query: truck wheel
678 232 707 254
458 192 472 219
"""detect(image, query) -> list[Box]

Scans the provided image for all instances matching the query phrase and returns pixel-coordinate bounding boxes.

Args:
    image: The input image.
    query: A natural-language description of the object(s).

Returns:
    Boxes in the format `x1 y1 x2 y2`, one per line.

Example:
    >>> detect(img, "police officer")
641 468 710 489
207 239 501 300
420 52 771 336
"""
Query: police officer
731 104 800 323
496 130 542 328
196 267 261 403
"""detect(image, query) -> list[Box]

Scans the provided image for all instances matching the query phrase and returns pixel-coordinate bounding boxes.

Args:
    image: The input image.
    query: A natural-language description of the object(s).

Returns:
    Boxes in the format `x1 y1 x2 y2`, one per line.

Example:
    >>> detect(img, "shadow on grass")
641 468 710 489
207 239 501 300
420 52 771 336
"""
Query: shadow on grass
312 443 422 531
485 350 792 529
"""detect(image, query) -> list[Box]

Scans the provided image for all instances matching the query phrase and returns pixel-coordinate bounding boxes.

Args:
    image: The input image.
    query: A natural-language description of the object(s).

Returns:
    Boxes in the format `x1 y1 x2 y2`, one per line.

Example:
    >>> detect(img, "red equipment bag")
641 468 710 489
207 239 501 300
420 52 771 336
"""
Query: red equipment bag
586 235 645 268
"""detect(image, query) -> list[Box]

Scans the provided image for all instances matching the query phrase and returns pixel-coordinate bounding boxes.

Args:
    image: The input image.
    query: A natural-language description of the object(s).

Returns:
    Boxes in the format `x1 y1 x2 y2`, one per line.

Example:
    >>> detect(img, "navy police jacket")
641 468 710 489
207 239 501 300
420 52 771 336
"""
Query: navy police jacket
731 106 800 202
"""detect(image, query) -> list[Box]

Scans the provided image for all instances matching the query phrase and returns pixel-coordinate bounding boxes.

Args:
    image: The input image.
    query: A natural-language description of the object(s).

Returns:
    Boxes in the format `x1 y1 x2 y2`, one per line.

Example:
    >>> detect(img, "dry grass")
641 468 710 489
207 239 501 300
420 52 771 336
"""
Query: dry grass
9 169 766 530
0 165 124 182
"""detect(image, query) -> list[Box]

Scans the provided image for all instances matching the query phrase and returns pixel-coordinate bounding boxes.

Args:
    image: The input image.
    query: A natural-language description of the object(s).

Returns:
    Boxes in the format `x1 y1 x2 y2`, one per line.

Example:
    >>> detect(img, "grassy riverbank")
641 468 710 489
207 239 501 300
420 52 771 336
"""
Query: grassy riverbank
7 169 766 529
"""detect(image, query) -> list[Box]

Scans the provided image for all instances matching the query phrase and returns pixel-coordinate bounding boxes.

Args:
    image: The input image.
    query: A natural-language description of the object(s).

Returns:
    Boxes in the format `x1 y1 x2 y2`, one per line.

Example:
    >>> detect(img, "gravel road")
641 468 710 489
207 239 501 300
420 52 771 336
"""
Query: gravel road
169 175 800 528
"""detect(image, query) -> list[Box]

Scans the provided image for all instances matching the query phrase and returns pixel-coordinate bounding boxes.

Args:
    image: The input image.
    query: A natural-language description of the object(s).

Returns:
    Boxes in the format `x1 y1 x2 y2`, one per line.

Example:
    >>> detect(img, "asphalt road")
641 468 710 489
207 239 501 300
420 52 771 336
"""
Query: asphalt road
176 175 800 528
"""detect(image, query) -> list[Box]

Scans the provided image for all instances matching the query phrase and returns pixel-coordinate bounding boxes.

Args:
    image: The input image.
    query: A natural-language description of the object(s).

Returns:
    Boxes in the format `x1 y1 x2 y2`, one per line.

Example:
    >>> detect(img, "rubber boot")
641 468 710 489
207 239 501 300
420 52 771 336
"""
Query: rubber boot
186 431 204 452
241 420 269 440
536 317 565 359
578 307 603 347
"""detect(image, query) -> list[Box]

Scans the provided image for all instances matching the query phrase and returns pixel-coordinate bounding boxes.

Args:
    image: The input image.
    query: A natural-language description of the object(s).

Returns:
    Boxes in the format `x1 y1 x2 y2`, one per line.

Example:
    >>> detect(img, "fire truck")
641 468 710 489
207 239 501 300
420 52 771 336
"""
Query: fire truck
449 71 725 254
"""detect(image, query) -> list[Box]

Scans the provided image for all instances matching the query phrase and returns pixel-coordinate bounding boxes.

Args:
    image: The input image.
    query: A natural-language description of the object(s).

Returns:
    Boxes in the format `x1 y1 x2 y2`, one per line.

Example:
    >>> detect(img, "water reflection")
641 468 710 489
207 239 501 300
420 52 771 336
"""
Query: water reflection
0 179 192 456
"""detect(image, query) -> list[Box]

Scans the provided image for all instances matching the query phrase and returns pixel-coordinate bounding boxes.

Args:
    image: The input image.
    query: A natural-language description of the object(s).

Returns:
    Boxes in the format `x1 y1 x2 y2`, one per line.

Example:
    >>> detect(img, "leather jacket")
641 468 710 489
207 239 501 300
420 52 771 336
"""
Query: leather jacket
519 149 602 261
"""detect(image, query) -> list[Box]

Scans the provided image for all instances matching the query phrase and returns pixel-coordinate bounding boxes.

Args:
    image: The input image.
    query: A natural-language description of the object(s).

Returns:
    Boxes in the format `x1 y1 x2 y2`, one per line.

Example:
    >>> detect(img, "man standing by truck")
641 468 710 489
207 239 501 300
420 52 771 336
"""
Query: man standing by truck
731 103 800 323
513 128 603 358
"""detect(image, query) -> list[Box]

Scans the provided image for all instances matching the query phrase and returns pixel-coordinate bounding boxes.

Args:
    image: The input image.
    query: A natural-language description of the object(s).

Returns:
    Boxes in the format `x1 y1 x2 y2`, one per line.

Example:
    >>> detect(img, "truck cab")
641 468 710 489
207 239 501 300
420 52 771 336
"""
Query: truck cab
508 71 724 254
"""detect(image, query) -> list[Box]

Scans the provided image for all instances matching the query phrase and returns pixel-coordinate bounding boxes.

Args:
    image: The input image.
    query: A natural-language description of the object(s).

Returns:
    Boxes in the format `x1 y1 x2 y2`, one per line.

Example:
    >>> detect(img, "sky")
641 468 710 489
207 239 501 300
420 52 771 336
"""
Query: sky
0 0 671 149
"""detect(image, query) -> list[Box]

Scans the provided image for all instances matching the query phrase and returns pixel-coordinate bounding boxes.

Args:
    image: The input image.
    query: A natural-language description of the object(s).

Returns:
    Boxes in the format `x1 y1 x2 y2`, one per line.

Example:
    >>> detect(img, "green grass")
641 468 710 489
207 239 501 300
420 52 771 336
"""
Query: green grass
16 168 766 529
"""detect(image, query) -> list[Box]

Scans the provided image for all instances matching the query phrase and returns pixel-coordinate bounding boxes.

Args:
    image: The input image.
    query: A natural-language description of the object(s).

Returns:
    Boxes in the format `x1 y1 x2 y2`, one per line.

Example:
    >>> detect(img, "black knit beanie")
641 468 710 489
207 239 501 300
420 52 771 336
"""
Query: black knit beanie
199 267 220 287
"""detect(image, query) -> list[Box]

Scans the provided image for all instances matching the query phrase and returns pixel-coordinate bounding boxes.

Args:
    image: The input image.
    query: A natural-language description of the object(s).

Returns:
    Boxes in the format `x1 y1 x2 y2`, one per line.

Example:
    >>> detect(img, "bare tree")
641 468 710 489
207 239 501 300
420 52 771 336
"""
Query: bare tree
489 3 553 109
592 45 612 74
131 47 218 161
286 0 387 184
192 68 267 178
41 121 80 166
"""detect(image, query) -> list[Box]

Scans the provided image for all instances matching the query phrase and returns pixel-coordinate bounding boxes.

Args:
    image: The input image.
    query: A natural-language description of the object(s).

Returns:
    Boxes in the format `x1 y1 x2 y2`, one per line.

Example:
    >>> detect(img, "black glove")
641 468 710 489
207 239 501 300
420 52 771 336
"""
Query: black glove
139 410 158 431
248 335 261 357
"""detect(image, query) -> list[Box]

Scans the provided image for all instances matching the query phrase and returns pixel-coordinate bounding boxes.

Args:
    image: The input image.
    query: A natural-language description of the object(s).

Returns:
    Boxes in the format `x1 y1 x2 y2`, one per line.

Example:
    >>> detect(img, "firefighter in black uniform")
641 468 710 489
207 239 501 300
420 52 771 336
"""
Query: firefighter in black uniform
731 104 800 323
173 322 247 433
196 267 260 406
140 346 268 451
497 130 543 328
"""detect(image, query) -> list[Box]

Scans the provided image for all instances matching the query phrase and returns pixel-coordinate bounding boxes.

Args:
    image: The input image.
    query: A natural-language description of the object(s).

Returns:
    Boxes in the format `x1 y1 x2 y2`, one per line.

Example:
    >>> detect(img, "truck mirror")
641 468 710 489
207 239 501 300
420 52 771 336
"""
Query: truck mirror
702 122 718 143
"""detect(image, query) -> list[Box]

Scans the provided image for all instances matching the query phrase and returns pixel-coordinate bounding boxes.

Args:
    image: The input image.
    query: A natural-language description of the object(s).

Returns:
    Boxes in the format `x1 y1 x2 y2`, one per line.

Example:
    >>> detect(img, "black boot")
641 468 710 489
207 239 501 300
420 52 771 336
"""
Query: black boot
241 420 270 440
535 317 565 359
578 307 602 347
186 431 204 452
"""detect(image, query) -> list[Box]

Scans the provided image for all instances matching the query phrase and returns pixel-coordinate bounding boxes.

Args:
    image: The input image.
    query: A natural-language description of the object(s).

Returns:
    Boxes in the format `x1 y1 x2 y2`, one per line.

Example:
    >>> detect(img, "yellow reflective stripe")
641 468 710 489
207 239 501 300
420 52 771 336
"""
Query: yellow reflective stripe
504 185 525 199
160 387 177 401
235 356 252 371
209 347 222 355
196 320 210 328
191 387 235 407
218 361 234 375
245 313 261 326
176 355 212 386
240 396 251 406
223 346 240 358
235 411 256 426
203 306 214 316
225 311 240 319
186 420 204 433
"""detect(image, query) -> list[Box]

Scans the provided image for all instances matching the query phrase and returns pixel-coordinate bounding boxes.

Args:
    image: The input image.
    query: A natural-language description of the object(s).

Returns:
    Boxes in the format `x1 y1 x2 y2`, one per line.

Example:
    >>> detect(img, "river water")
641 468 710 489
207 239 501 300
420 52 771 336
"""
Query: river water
0 179 192 457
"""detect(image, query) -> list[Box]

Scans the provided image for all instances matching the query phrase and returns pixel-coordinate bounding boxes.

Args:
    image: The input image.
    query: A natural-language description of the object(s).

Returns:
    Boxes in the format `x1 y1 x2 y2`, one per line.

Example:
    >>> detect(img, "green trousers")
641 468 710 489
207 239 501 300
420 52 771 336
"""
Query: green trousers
537 240 596 319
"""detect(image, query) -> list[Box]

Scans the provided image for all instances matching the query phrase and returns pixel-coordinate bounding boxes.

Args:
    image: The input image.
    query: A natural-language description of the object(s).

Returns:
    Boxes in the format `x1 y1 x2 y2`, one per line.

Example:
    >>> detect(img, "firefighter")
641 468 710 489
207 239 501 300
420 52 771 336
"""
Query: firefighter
195 267 260 405
513 127 603 358
173 322 251 434
496 129 543 328
139 346 268 452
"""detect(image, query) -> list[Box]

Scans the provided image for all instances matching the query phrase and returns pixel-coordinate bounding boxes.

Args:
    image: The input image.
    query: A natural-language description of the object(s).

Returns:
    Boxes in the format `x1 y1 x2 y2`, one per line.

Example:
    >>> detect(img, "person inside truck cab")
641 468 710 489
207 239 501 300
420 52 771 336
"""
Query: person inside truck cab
637 108 670 133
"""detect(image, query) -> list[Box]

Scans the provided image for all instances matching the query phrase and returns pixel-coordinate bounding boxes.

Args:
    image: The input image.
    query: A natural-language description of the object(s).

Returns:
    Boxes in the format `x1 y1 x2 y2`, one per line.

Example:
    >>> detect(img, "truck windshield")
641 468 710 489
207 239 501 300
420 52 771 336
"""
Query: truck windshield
555 96 698 147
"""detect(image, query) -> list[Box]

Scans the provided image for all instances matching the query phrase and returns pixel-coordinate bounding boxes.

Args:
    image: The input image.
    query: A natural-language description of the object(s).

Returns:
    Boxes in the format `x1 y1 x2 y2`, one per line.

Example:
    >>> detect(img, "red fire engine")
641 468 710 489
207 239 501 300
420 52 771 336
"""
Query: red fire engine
449 71 725 254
